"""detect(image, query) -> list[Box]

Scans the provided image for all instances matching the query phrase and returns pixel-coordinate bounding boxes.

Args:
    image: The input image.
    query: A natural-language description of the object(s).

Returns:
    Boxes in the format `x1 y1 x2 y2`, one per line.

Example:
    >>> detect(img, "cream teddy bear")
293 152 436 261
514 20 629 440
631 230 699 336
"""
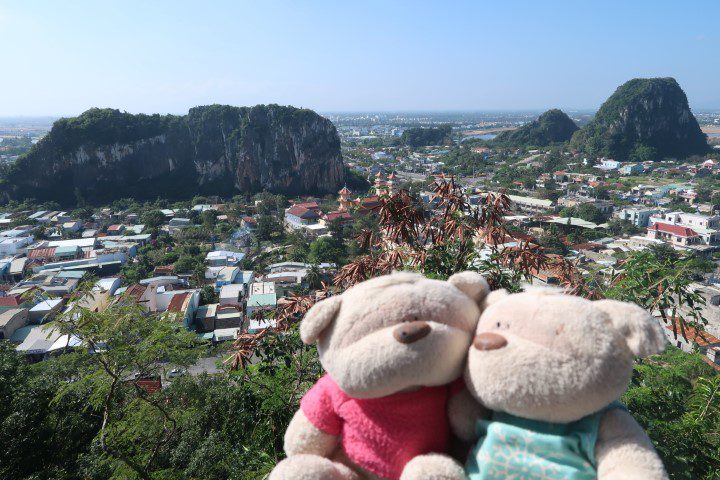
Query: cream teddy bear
269 271 490 480
449 288 669 480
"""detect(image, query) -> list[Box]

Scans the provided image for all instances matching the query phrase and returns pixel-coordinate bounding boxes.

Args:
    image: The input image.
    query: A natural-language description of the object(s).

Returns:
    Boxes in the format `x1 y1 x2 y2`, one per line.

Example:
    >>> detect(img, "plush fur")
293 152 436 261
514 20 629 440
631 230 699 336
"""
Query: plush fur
270 271 489 480
453 287 669 479
304 271 487 399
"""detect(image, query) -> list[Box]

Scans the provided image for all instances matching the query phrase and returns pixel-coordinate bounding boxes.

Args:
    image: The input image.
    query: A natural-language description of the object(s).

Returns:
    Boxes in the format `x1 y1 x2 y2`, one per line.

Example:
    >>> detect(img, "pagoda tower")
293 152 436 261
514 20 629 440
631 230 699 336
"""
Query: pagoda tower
374 172 386 196
338 186 353 212
387 172 396 195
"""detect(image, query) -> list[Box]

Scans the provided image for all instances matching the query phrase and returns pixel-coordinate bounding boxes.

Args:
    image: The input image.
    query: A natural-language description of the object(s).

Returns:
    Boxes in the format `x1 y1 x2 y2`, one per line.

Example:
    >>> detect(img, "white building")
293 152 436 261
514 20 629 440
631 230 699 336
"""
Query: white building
615 207 660 227
507 195 554 214
219 284 245 306
0 236 34 255
648 211 720 246
206 250 246 267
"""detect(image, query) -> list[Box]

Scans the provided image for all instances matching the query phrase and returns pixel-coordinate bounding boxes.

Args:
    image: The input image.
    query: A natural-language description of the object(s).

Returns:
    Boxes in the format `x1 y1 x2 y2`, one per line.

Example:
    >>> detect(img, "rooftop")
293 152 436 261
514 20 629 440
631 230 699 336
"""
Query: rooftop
167 292 192 313
286 205 321 219
0 308 26 327
648 222 699 238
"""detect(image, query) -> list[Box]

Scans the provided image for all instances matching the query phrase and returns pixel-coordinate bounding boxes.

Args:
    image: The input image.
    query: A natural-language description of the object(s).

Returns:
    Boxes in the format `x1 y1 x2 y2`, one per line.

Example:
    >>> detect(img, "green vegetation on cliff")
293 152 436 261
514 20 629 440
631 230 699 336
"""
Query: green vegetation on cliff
401 124 452 147
493 109 579 148
571 78 708 160
3 104 344 205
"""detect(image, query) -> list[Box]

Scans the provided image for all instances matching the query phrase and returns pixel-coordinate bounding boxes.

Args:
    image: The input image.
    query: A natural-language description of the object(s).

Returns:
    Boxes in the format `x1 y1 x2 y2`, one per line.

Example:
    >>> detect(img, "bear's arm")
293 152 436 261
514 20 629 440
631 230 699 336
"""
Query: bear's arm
284 409 341 457
595 408 668 480
448 387 487 442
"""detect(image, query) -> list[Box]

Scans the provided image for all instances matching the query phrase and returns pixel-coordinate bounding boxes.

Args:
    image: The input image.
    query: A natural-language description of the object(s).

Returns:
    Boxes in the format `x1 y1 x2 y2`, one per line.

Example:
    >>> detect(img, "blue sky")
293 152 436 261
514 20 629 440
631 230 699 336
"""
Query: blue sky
0 0 718 116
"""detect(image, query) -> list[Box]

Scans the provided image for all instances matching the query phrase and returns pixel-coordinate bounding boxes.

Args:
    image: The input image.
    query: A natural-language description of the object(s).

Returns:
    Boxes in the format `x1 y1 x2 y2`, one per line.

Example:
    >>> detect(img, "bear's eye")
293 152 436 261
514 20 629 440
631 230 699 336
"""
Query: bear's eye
496 322 501 328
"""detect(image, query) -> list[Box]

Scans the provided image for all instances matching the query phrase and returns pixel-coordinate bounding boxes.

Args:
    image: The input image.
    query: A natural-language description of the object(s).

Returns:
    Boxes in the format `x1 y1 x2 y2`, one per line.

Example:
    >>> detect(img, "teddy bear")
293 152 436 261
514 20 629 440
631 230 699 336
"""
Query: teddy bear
269 270 490 480
448 287 669 480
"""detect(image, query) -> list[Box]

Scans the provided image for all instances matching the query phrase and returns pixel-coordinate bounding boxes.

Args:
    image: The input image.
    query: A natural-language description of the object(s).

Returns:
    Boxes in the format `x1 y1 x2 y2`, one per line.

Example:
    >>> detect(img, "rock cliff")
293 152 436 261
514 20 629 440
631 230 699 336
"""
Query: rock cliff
493 109 578 147
571 78 708 160
3 104 344 204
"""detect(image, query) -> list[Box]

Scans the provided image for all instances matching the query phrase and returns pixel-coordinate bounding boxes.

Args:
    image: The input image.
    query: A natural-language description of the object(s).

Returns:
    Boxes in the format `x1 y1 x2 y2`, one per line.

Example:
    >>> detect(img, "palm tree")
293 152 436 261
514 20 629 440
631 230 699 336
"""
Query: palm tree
687 376 720 425
306 264 322 290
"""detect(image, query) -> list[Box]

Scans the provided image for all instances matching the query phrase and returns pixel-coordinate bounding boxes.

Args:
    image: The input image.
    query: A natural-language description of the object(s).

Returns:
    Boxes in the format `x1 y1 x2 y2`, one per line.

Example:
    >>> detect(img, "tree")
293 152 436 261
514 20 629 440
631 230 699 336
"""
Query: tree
537 234 568 255
286 231 310 262
605 249 707 339
575 204 606 224
141 210 166 230
624 347 719 479
630 144 657 162
305 264 323 290
72 206 95 221
606 218 642 236
308 237 343 265
711 192 720 209
200 285 219 305
559 206 576 218
401 125 452 147
256 215 282 242
0 342 101 480
51 301 199 479
0 298 323 480
201 210 217 228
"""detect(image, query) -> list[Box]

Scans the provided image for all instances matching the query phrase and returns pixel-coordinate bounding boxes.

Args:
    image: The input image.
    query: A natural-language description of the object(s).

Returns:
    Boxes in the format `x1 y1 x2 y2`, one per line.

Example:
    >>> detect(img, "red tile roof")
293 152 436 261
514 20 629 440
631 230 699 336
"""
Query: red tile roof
665 325 720 347
287 206 320 219
356 197 382 214
294 202 320 211
134 377 162 394
167 292 190 313
28 247 56 259
648 222 698 238
125 284 147 302
153 265 175 276
0 295 22 307
324 211 353 222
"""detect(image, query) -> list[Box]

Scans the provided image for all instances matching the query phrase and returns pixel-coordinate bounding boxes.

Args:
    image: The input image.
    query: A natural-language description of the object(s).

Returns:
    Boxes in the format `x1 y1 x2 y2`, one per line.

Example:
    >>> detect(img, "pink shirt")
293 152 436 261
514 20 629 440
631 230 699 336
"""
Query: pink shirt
301 374 461 480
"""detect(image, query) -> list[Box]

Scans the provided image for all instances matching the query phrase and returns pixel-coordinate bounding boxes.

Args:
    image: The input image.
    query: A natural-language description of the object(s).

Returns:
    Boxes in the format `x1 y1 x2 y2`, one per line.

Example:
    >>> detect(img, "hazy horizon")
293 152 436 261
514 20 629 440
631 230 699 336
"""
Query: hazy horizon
1 0 720 116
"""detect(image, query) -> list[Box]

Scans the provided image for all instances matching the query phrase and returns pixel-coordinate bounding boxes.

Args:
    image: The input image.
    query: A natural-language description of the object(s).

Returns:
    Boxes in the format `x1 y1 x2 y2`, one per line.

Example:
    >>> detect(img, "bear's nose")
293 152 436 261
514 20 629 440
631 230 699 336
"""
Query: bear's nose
473 332 507 351
393 321 431 344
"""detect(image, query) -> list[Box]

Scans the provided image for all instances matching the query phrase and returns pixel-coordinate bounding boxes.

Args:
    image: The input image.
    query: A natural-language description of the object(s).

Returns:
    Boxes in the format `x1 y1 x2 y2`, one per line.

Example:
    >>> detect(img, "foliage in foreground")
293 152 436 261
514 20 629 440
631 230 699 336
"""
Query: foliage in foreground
0 321 319 480
625 347 720 479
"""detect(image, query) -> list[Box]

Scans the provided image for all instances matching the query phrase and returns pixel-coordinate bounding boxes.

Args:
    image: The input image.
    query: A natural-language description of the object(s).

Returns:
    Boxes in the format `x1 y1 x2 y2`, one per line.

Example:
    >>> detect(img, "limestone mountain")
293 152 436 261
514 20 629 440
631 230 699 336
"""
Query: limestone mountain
2 104 344 204
571 78 708 160
493 109 579 147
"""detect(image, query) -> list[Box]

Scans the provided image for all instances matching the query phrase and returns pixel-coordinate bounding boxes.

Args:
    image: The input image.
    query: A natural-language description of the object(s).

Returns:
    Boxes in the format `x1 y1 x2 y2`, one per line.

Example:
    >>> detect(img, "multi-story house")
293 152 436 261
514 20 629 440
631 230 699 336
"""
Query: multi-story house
647 211 720 246
615 207 660 227
284 202 321 230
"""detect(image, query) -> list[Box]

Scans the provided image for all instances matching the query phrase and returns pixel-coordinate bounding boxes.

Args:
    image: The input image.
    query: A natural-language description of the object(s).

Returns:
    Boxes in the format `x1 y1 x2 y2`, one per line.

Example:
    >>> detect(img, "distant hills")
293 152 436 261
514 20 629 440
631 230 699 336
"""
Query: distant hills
571 77 709 161
493 109 579 148
401 125 453 147
1 105 345 205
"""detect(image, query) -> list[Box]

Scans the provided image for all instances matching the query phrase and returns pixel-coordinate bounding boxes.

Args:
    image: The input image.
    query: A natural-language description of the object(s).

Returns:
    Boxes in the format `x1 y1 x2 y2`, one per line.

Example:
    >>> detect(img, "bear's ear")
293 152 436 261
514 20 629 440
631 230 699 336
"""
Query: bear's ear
300 295 342 344
594 299 666 357
448 271 490 307
482 288 509 309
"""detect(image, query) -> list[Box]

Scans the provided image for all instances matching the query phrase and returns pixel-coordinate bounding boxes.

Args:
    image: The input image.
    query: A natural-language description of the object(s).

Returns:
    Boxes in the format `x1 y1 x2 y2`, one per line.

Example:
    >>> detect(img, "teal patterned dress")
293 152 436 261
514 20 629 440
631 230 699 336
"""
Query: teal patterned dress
466 403 624 480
